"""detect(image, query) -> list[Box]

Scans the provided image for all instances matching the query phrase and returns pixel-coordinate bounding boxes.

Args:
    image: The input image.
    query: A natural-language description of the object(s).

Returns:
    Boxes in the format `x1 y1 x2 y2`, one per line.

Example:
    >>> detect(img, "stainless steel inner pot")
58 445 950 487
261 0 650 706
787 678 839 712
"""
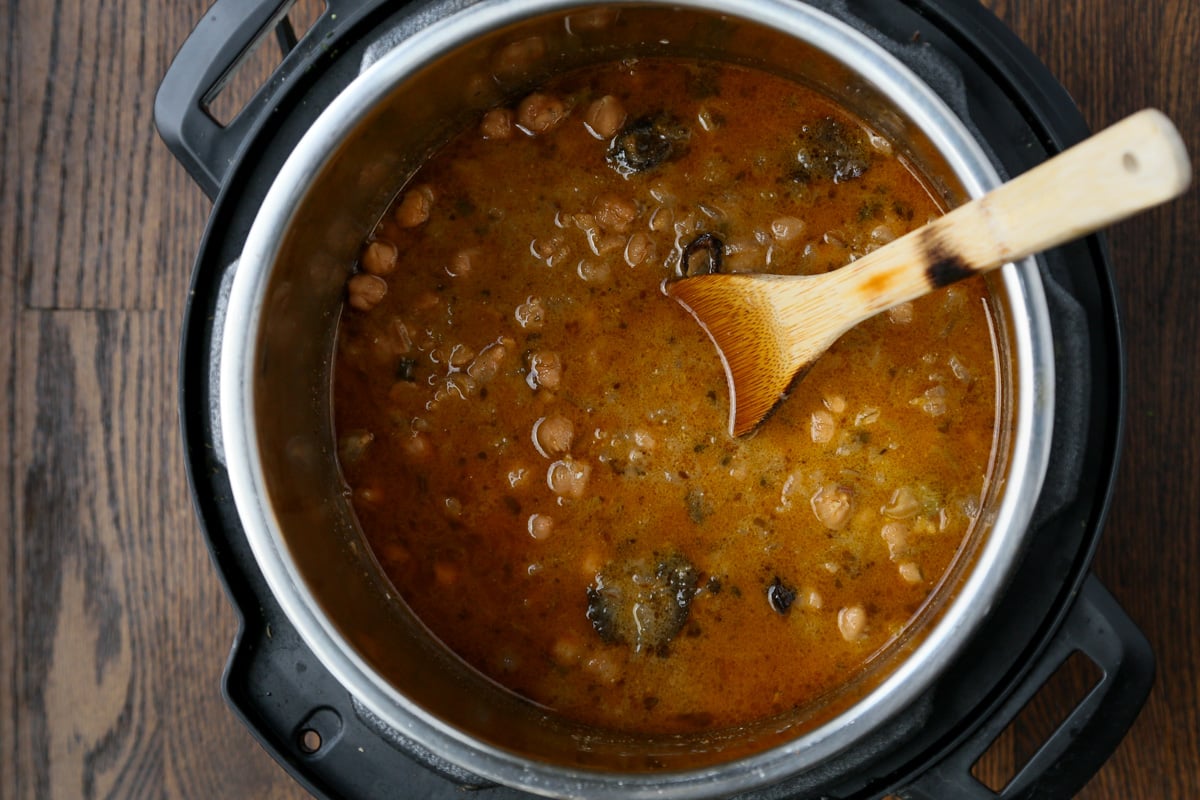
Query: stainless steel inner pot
218 0 1055 796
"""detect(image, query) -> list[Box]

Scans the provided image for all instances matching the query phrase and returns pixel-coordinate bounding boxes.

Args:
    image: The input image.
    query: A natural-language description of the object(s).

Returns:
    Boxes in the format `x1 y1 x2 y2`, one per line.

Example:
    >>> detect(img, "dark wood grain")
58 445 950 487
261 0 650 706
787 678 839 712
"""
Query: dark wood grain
2 0 1196 798
978 2 1200 797
2 0 311 797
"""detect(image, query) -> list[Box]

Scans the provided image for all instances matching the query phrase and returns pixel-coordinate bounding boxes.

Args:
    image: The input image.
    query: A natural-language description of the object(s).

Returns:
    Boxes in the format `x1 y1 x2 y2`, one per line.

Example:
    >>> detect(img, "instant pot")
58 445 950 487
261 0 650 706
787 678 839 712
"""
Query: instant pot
156 0 1153 797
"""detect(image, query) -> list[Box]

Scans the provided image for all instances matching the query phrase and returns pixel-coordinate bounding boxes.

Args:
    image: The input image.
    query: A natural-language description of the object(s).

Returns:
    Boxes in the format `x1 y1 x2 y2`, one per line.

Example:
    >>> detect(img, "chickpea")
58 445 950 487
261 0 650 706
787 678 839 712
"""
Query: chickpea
402 432 433 461
855 407 881 426
443 373 478 400
810 408 836 443
338 430 374 465
576 259 612 283
395 184 433 227
463 72 491 103
570 213 605 252
921 385 948 417
881 487 921 519
810 484 853 531
347 273 387 311
869 131 894 155
888 302 914 324
870 224 898 245
580 549 606 578
514 296 547 330
448 343 476 368
530 233 570 267
533 414 574 457
517 93 567 134
770 215 806 243
624 232 654 267
593 193 637 233
467 341 509 383
584 95 626 139
823 394 847 414
494 36 546 76
526 350 563 391
447 248 478 278
443 496 464 519
528 513 554 541
838 605 868 642
361 238 398 275
949 355 971 383
547 457 591 499
648 206 673 233
881 522 911 560
552 634 584 666
480 108 514 140
898 561 924 584
584 652 621 685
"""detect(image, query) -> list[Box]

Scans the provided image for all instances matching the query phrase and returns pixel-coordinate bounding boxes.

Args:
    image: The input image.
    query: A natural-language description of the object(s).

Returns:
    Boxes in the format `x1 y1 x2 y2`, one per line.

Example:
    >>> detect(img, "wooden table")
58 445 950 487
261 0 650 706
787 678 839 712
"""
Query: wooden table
2 1 1196 797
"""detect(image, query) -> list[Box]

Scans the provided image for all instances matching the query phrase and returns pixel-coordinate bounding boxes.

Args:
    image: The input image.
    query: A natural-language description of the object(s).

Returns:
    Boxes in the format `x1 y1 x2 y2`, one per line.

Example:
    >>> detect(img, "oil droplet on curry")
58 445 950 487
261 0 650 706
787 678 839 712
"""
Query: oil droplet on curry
333 59 999 734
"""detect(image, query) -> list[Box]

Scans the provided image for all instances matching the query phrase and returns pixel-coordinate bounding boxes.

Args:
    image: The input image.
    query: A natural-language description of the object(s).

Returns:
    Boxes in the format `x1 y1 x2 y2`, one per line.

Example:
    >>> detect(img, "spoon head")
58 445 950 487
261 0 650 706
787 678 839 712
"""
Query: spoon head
666 273 817 436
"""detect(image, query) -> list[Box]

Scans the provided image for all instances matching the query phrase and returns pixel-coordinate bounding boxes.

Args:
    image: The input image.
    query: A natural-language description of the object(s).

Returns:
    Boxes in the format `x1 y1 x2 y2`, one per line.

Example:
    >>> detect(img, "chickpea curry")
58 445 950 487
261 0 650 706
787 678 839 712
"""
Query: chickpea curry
333 58 999 734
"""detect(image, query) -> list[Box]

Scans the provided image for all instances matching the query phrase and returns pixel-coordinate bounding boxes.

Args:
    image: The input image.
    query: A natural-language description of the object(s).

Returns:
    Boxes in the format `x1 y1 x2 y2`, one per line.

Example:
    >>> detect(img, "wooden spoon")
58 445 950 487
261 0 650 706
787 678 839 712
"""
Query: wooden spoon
667 109 1191 437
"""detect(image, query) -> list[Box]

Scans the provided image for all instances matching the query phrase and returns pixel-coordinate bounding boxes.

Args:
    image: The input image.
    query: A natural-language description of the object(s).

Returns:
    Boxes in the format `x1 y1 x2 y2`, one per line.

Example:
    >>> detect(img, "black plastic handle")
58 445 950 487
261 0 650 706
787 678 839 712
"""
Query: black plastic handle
901 576 1154 800
154 0 342 199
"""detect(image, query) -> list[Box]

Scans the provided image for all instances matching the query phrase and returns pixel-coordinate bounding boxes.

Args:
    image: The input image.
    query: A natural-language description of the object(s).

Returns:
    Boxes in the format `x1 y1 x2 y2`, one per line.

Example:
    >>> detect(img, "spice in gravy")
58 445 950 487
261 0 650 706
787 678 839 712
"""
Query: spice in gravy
333 58 999 734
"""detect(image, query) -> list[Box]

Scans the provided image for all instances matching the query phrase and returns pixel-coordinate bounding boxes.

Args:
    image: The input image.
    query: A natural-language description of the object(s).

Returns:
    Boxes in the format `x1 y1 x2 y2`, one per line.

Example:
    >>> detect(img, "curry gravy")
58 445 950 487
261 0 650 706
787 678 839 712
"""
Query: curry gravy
333 59 998 734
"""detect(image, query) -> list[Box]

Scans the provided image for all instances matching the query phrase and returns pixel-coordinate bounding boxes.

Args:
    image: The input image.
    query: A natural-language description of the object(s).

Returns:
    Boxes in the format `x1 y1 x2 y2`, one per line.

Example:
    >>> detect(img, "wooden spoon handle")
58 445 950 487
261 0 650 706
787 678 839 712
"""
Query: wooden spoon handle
839 109 1192 313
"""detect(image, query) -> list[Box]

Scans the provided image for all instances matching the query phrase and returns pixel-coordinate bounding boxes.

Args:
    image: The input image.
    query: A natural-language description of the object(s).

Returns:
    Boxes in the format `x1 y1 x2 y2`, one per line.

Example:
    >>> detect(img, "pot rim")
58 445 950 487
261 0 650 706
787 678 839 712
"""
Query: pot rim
219 0 1055 796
